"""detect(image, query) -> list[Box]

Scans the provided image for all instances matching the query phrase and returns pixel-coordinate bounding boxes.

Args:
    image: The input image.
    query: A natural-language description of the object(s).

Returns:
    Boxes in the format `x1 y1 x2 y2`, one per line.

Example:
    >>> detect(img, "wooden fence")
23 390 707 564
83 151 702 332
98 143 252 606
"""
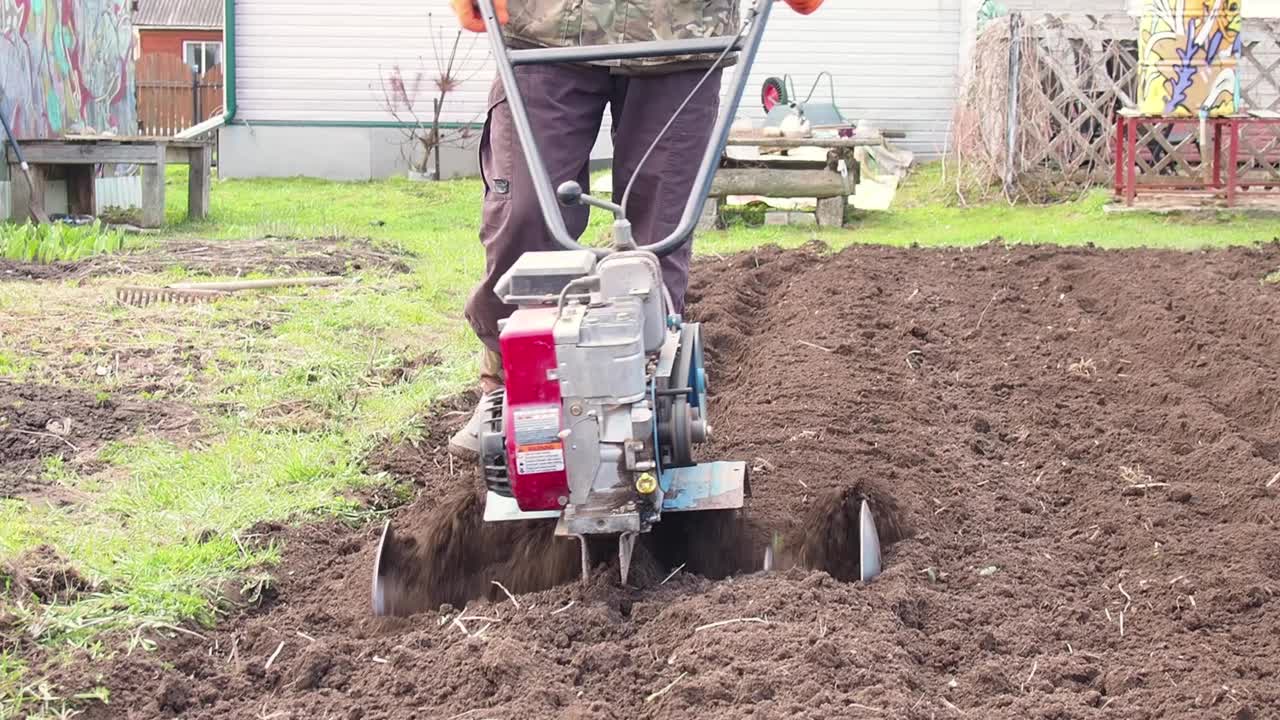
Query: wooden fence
956 14 1280 193
136 55 224 137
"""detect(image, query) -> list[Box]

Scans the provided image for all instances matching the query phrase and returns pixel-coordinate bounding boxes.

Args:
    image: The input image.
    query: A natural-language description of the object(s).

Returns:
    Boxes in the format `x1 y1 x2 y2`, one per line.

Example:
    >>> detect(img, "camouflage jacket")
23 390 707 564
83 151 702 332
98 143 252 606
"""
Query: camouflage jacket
503 0 741 73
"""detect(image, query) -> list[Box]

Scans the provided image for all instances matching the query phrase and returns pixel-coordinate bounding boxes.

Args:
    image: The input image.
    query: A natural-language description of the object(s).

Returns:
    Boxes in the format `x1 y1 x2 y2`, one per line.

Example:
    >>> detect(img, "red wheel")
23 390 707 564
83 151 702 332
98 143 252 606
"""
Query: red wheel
762 77 787 112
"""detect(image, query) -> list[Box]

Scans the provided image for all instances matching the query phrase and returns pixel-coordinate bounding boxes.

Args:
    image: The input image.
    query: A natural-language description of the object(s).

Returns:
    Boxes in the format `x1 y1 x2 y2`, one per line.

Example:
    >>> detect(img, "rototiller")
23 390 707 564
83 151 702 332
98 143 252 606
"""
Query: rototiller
373 0 881 612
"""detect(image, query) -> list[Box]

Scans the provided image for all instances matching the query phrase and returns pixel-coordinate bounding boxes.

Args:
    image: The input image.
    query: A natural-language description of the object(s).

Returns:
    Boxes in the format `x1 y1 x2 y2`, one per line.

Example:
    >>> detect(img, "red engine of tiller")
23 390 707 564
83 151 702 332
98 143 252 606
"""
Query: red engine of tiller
496 306 569 511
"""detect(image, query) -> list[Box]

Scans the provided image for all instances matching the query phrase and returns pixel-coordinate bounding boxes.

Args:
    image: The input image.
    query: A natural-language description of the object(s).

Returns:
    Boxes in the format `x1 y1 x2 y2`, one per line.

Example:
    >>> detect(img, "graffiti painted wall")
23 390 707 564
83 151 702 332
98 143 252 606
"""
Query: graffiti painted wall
0 0 137 139
1138 0 1242 117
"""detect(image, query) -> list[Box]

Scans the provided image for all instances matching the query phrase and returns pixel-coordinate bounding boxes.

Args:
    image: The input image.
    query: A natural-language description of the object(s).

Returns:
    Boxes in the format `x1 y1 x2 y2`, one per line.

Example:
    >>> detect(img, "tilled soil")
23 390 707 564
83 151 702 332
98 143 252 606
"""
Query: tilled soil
41 242 1280 719
0 381 195 501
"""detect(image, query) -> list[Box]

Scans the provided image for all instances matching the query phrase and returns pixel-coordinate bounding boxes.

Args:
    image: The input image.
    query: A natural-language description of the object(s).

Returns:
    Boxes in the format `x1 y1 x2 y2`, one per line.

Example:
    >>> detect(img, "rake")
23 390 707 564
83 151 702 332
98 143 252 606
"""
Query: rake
115 276 344 307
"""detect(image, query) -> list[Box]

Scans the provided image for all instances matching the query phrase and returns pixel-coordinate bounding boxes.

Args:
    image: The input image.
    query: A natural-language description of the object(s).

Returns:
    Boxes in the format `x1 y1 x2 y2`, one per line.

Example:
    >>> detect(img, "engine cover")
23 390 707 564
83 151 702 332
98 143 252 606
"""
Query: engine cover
498 306 570 511
480 249 744 533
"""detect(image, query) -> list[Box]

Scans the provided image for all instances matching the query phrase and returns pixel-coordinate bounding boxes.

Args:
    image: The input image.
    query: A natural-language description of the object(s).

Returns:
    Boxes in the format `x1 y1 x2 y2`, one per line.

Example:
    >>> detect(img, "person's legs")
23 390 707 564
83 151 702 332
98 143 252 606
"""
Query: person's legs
452 65 611 457
609 69 722 314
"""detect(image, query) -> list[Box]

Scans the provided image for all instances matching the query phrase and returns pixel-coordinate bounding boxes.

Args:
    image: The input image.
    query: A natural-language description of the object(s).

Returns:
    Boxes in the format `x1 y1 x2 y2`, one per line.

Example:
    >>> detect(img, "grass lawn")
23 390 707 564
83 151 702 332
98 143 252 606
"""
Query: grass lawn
0 163 1275 716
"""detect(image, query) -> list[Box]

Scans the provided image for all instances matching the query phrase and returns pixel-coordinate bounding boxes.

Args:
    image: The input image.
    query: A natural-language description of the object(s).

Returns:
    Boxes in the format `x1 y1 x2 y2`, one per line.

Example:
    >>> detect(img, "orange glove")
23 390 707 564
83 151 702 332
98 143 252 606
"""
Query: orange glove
783 0 823 14
451 0 508 32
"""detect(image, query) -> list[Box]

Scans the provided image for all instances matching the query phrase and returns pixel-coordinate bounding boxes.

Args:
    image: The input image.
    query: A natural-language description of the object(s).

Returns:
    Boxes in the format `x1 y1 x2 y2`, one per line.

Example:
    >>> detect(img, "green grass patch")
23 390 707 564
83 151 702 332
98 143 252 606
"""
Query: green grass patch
1265 269 1280 285
0 221 126 263
710 164 1275 253
0 429 369 643
0 350 33 379
159 164 1278 257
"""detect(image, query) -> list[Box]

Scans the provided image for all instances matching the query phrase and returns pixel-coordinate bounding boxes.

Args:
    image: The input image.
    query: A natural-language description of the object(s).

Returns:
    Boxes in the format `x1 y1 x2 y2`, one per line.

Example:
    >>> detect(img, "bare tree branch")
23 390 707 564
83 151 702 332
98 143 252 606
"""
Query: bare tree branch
374 19 481 177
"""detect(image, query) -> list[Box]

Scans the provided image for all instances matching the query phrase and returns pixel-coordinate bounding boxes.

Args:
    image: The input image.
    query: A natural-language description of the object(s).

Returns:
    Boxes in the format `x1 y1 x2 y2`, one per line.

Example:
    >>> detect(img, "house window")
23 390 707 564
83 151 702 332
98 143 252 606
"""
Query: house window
183 41 223 75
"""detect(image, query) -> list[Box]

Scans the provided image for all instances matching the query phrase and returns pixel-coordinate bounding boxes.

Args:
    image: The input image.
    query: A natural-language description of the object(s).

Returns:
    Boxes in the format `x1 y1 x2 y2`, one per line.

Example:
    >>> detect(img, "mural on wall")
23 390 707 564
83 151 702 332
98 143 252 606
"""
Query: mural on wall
1138 0 1242 117
0 0 137 139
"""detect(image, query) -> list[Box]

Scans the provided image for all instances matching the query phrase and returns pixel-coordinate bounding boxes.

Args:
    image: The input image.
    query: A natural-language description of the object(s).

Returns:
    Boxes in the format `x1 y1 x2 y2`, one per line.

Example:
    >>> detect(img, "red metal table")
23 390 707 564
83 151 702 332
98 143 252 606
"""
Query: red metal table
1114 110 1280 207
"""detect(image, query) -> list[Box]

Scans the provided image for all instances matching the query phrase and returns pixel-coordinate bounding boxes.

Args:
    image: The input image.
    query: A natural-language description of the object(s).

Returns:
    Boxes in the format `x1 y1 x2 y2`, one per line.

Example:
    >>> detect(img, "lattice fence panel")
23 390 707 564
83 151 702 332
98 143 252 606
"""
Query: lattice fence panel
1019 15 1142 185
1240 20 1280 113
954 13 1280 194
1236 124 1280 184
1128 121 1207 183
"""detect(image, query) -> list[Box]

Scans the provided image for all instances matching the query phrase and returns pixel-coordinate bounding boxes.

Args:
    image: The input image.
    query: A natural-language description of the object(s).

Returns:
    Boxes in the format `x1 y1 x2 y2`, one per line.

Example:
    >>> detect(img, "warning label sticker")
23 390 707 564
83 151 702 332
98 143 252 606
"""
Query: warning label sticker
512 405 560 445
516 442 565 475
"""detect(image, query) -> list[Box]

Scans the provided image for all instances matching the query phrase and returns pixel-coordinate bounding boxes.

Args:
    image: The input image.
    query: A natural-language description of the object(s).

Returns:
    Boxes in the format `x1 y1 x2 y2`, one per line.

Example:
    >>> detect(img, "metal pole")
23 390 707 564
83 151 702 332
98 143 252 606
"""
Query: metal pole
1003 13 1022 197
432 97 442 181
192 64 201 130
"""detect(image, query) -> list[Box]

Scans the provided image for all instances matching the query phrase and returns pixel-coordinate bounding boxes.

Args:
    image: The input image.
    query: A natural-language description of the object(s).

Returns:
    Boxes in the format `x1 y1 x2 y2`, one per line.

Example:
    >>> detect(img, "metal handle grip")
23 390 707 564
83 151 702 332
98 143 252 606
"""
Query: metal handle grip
475 0 775 257
510 36 741 66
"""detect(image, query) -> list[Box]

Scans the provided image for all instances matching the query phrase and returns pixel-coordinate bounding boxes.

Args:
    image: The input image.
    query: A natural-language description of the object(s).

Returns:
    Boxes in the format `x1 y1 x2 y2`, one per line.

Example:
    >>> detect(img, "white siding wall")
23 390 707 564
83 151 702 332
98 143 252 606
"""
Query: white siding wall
728 0 962 156
234 0 962 158
228 0 1279 177
235 0 494 125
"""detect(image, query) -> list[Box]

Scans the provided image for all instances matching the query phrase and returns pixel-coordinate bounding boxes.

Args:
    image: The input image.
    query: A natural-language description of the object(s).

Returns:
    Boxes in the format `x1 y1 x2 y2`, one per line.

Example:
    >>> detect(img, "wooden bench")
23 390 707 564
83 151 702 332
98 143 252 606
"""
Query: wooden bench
5 136 212 227
701 133 886 229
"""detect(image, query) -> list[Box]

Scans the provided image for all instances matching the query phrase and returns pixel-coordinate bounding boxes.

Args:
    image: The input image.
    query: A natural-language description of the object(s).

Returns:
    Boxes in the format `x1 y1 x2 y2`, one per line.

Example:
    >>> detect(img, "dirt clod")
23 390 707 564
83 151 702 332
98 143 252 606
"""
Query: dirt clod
5 545 98 603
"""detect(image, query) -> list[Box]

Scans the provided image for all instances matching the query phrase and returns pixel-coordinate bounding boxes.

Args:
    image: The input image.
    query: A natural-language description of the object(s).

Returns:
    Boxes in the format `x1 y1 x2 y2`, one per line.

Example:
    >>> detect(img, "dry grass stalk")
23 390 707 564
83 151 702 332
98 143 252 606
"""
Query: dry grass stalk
694 617 769 632
490 580 520 609
949 16 1050 202
645 672 687 703
1119 465 1154 485
1021 660 1039 693
661 563 686 585
1067 358 1097 377
264 641 285 671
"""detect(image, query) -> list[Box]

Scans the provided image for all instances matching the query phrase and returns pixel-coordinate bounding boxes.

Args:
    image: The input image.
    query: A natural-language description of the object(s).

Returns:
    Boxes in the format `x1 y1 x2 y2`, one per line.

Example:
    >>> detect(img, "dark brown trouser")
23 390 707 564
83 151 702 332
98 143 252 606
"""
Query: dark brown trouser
463 64 722 365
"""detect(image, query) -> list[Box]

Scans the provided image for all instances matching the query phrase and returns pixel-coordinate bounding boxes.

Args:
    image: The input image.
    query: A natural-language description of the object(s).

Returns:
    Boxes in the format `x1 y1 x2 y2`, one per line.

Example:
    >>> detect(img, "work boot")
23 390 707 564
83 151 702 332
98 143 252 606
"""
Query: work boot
447 392 497 459
448 348 505 460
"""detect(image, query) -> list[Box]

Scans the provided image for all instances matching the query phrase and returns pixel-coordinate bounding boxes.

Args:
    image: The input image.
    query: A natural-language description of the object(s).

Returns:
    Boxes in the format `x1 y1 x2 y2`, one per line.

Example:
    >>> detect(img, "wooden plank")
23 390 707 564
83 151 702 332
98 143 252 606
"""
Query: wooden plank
59 134 206 147
165 145 203 164
187 144 212 220
8 142 166 165
725 136 883 149
141 145 167 229
720 156 829 171
709 169 848 198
